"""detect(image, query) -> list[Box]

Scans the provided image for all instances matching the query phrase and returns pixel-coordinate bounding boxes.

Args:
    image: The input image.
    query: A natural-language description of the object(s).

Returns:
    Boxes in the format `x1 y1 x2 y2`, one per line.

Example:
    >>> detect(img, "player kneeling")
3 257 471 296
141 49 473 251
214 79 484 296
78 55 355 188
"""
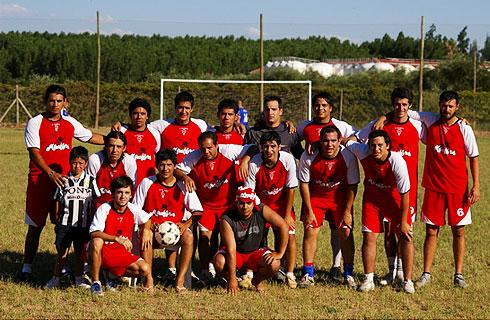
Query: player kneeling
134 149 203 292
213 187 288 294
89 176 153 296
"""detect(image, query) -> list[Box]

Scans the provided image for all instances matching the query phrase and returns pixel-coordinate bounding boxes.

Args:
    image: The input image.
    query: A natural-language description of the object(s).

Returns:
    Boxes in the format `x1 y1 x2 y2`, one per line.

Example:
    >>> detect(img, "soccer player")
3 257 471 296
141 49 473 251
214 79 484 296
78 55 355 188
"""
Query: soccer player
149 91 208 163
244 131 298 288
213 99 245 145
213 187 288 294
44 146 101 289
133 149 203 291
356 87 424 285
297 92 356 280
87 131 137 208
407 91 480 289
345 130 414 293
21 84 104 281
175 131 256 282
89 176 153 295
120 98 160 186
298 125 359 288
244 95 303 159
237 99 249 127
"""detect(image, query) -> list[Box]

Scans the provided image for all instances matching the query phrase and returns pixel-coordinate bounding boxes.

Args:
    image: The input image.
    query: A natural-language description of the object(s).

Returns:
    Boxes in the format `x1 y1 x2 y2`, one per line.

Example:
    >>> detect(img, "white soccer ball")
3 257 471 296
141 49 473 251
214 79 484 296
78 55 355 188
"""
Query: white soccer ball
158 221 181 246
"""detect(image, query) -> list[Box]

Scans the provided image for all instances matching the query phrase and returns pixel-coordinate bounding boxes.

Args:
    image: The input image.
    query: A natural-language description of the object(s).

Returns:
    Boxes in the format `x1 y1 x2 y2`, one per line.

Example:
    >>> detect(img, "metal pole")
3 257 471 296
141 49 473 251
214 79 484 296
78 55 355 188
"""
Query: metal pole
16 85 19 125
339 89 344 121
473 47 477 93
418 16 425 111
95 11 101 129
260 13 264 112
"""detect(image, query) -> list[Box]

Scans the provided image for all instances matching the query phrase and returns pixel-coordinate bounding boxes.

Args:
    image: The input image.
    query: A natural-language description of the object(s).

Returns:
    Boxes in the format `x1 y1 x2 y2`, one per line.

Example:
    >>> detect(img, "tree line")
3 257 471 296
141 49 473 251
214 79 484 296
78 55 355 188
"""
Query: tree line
0 24 487 83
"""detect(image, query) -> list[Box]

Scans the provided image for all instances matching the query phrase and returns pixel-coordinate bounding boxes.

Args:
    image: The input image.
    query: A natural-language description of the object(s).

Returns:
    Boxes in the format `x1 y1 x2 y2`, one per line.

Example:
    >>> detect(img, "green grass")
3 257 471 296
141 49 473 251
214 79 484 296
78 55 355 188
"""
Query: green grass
0 127 489 319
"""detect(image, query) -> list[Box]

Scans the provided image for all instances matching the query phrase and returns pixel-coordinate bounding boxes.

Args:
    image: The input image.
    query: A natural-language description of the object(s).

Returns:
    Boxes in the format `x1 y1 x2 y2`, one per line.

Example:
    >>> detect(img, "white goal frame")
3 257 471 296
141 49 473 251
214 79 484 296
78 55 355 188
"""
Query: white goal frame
160 79 312 120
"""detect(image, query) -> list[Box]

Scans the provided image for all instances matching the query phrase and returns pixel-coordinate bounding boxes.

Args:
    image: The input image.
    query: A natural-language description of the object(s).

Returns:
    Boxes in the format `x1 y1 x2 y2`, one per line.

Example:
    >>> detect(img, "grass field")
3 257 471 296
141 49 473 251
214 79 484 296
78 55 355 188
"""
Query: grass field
0 127 489 319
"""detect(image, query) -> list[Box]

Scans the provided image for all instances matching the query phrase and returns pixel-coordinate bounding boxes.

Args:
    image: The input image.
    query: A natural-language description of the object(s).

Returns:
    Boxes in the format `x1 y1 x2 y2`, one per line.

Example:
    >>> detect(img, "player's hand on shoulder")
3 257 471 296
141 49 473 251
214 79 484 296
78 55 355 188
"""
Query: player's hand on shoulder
373 116 387 130
182 176 196 193
48 170 67 188
284 120 296 134
111 121 122 131
234 123 247 136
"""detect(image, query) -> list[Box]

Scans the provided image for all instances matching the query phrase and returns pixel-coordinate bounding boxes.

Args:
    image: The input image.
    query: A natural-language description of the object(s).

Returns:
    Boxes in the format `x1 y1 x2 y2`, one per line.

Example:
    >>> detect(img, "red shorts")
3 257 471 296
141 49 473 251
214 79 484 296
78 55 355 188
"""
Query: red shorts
101 243 140 277
421 189 471 227
301 197 344 229
266 207 296 234
25 173 57 227
217 247 271 272
199 206 229 232
362 197 412 233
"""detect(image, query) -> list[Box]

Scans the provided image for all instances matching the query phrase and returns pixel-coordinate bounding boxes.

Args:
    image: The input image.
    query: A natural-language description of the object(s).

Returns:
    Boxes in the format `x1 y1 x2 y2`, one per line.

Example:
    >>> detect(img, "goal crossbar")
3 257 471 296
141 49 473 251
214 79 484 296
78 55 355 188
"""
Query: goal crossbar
160 78 312 120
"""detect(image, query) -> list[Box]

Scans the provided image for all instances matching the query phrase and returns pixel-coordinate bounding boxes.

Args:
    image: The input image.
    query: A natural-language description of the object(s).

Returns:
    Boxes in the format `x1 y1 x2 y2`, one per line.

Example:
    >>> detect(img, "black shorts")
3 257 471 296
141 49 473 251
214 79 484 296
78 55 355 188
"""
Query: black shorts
55 225 90 249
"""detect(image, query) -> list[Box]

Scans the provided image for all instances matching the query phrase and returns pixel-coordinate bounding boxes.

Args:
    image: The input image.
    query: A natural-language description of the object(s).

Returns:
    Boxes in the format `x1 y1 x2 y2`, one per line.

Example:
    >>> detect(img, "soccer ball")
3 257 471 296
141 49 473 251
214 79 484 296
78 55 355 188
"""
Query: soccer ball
157 221 181 246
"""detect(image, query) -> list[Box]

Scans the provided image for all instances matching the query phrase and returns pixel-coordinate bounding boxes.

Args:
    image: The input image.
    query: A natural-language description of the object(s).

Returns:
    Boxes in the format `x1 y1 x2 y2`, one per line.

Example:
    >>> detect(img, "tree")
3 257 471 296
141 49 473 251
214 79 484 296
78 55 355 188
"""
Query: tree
480 35 490 61
456 26 470 54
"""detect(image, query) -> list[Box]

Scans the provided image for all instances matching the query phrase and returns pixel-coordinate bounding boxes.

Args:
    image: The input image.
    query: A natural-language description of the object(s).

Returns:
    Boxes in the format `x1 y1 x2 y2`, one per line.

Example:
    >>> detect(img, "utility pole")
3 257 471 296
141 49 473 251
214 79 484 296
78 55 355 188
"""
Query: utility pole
418 16 425 111
260 13 264 112
473 46 478 93
95 11 101 129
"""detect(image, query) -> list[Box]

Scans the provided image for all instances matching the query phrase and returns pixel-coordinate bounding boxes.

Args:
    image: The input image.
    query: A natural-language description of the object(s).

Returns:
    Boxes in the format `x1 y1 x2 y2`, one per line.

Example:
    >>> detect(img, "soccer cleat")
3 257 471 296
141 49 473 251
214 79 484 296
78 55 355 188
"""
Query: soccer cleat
75 274 92 289
395 270 404 284
358 279 375 292
379 271 395 286
402 280 415 294
275 268 286 283
415 272 432 289
286 273 297 289
238 274 253 289
91 281 104 296
298 274 315 289
454 273 468 289
162 268 177 287
106 278 121 292
44 276 61 289
329 266 343 283
344 275 357 289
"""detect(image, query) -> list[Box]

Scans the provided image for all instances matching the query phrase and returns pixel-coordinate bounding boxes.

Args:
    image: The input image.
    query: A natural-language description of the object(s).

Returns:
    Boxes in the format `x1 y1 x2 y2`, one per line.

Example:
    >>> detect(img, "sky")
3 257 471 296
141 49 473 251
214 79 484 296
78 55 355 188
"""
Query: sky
0 0 489 46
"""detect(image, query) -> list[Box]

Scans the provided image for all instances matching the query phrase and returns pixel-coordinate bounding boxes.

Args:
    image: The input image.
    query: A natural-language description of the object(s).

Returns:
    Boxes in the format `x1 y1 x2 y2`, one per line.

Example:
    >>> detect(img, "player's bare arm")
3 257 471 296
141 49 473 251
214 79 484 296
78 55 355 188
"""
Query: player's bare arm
373 114 389 130
174 168 196 192
140 219 153 251
399 192 412 241
51 200 61 225
90 230 133 251
28 148 67 187
221 219 238 295
238 145 260 180
340 134 358 146
342 184 357 229
111 121 122 131
284 188 296 229
262 204 288 263
299 182 317 227
469 157 480 204
284 120 297 134
88 133 105 145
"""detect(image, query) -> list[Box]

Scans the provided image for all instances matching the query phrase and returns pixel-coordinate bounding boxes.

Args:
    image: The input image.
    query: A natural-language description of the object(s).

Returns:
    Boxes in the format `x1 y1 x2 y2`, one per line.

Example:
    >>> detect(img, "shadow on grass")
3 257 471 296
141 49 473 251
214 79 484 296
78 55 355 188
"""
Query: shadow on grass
0 250 57 287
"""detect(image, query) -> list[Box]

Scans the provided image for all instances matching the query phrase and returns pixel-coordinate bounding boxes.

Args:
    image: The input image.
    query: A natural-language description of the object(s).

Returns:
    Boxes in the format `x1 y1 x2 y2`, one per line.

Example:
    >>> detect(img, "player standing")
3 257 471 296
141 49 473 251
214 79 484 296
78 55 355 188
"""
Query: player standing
408 91 480 289
244 131 298 288
346 130 414 293
298 125 359 288
20 84 104 281
213 99 244 145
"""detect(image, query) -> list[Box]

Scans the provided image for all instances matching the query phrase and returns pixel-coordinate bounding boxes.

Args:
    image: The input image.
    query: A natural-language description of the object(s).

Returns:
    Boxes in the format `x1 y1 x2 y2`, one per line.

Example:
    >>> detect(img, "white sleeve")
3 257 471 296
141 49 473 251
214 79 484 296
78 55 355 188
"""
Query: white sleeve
220 144 251 161
87 152 103 177
89 203 111 233
65 116 93 142
332 118 356 137
243 154 260 189
407 110 439 127
390 152 411 194
355 120 376 143
459 122 479 157
122 154 137 184
341 147 360 185
128 203 152 225
191 118 209 133
149 119 170 134
178 181 204 213
345 140 370 160
24 115 42 149
281 152 298 188
132 177 154 208
176 149 202 174
297 151 314 183
148 126 161 152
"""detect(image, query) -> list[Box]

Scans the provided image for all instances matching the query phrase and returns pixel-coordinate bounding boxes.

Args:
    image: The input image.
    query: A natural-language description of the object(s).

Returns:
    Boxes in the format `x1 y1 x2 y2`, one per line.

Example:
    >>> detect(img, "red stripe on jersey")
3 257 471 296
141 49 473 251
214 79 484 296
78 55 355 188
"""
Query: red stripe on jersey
308 153 349 203
123 128 158 185
95 161 129 206
254 160 290 214
143 181 187 224
301 120 335 144
215 127 244 145
161 122 203 163
103 205 136 241
360 155 401 202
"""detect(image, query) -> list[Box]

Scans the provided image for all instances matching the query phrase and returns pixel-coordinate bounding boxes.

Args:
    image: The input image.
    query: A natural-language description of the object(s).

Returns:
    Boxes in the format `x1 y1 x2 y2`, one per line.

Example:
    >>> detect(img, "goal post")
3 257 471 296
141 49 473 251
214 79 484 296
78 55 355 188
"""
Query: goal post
160 79 312 124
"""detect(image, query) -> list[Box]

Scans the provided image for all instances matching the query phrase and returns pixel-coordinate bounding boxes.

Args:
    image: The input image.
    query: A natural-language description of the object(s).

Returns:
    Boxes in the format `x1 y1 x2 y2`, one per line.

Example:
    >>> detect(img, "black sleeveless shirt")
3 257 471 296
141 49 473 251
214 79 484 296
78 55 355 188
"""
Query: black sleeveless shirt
222 204 265 253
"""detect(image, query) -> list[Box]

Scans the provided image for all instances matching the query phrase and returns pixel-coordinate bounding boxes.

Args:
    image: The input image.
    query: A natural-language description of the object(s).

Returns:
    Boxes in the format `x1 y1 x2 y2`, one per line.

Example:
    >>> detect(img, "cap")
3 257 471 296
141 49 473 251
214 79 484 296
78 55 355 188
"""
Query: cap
236 186 256 203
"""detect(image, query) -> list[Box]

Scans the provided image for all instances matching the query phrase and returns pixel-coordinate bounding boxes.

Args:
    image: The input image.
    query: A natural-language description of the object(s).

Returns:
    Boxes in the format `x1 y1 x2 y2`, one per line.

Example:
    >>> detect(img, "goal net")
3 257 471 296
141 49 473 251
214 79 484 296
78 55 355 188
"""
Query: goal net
160 79 312 126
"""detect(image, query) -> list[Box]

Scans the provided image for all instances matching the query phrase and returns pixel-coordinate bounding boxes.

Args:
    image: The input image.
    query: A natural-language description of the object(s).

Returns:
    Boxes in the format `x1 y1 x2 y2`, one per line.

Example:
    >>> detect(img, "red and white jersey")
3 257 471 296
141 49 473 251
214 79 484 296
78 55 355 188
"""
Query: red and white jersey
87 151 137 206
357 117 424 197
24 114 93 177
408 110 479 194
150 118 208 163
297 118 355 144
133 176 203 224
120 125 160 186
89 202 151 244
177 144 251 211
213 126 244 145
244 151 298 214
298 146 359 201
346 140 410 202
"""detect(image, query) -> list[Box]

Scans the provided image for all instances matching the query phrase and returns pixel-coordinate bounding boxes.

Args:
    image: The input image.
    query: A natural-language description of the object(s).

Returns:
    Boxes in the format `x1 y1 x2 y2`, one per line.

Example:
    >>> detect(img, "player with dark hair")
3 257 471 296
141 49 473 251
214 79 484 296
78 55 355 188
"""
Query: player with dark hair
133 149 203 292
298 125 359 288
244 131 298 288
357 87 424 286
89 175 153 295
214 99 244 145
88 131 137 208
345 130 414 293
120 98 160 186
214 187 288 294
20 84 104 282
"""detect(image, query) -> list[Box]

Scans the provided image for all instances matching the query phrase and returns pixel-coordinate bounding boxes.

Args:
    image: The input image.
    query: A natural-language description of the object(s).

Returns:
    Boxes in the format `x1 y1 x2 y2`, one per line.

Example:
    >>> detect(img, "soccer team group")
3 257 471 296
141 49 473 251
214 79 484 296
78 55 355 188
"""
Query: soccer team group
19 84 480 296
